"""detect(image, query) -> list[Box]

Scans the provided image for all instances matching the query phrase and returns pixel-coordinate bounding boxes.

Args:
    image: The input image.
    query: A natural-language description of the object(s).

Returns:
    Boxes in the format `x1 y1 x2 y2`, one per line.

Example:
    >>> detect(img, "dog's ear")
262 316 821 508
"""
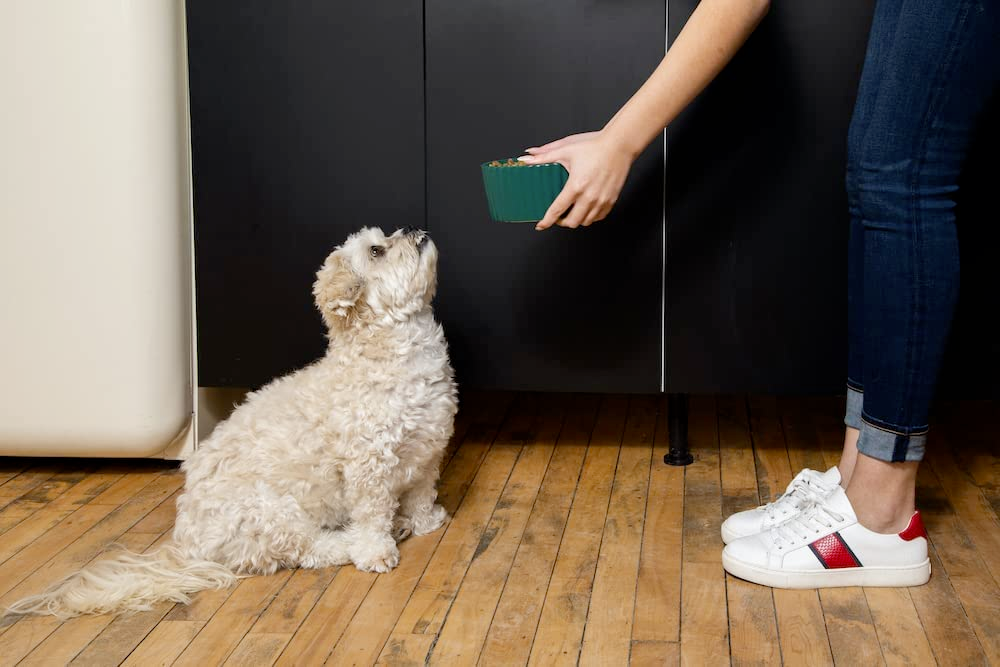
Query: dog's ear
313 253 364 329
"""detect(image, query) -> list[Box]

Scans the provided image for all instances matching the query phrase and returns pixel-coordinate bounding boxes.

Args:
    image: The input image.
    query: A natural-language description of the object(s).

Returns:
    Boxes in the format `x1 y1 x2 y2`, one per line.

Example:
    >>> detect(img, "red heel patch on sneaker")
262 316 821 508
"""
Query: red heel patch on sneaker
809 532 862 569
898 511 927 541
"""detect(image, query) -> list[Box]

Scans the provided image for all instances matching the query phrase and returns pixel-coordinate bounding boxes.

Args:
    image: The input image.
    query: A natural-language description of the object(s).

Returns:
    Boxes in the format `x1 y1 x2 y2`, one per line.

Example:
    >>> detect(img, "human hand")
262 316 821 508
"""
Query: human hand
519 130 635 231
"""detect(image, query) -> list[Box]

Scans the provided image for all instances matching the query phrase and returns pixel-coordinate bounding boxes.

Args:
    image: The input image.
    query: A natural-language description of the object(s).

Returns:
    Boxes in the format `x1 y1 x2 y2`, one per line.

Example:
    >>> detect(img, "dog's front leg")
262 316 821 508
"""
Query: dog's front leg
343 455 401 574
398 477 449 539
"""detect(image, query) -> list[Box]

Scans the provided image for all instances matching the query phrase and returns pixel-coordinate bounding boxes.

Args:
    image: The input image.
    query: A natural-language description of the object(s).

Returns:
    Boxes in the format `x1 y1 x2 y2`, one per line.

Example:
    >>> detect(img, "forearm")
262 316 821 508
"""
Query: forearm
603 0 770 157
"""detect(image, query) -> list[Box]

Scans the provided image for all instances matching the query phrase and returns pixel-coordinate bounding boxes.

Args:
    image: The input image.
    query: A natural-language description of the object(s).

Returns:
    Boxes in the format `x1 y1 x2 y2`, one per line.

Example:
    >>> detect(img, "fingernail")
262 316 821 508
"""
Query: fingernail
517 155 533 162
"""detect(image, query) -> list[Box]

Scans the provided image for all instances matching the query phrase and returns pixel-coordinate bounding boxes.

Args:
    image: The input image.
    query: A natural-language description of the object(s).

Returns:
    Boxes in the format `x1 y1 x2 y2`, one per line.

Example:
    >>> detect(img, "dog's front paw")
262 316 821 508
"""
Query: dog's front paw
411 504 449 536
351 536 400 574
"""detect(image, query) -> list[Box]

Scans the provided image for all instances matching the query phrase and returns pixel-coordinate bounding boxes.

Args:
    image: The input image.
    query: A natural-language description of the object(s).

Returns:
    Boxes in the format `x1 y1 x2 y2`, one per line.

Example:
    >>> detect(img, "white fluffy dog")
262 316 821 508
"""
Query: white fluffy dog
7 226 458 618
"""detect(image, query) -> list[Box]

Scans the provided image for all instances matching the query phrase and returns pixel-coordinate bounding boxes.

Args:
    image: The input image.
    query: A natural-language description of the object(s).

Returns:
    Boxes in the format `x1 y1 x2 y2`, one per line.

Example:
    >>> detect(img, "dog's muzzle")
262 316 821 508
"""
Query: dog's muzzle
403 226 430 251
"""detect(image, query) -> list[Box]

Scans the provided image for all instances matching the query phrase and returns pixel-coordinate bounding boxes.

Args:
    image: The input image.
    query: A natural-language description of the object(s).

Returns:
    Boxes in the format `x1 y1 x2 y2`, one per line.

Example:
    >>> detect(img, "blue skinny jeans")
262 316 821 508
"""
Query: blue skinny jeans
844 0 999 462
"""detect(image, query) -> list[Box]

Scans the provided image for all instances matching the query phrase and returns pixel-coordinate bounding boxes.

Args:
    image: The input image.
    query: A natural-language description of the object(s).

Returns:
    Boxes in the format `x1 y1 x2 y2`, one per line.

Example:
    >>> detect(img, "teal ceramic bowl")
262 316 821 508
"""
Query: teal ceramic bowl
481 159 569 223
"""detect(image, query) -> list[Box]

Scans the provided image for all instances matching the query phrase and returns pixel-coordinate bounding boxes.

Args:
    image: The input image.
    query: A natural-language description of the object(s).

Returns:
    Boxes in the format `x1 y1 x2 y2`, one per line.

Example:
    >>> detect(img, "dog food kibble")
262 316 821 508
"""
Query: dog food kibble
488 158 531 167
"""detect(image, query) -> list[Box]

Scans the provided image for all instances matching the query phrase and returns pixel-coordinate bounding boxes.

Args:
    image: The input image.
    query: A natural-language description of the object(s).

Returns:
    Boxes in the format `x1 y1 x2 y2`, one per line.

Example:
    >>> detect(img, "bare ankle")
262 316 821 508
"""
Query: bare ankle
844 453 918 534
850 501 915 534
838 427 860 487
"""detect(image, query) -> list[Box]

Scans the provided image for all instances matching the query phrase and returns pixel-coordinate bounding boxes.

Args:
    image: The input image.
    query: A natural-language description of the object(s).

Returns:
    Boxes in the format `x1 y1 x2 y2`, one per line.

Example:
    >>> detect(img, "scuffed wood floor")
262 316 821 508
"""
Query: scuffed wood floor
0 392 997 666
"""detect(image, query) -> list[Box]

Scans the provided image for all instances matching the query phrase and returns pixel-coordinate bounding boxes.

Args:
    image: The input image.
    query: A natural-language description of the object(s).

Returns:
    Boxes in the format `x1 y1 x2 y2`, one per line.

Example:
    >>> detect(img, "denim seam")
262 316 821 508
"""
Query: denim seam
851 0 901 401
860 414 929 437
900 1 971 443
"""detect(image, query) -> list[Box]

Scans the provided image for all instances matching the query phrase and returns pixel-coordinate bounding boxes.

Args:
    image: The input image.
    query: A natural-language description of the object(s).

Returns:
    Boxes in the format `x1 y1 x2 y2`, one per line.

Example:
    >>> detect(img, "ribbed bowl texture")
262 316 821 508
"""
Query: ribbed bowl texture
481 160 569 223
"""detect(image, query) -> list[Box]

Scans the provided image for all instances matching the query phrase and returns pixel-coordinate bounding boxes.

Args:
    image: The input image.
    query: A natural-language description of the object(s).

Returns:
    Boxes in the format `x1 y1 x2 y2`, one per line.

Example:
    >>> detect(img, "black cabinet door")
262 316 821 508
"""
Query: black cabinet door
939 92 1000 400
187 3 425 387
425 0 665 393
664 0 875 394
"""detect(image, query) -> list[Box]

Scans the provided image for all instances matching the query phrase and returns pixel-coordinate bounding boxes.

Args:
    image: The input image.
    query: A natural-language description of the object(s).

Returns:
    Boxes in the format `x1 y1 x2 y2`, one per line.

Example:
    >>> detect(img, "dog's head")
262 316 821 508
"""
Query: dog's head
313 226 438 331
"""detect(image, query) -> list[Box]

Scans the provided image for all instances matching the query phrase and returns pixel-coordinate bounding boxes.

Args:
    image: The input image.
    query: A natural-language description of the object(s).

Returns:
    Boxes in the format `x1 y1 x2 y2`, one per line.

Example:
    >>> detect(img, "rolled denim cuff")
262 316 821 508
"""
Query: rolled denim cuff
856 416 927 463
844 385 864 430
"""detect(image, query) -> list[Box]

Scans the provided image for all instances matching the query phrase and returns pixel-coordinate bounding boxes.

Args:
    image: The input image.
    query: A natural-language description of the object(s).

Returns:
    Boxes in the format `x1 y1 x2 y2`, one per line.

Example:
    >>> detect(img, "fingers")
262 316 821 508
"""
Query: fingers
525 131 623 231
517 147 565 166
556 200 595 230
578 207 605 228
586 201 615 226
535 185 577 231
536 180 620 231
551 195 615 230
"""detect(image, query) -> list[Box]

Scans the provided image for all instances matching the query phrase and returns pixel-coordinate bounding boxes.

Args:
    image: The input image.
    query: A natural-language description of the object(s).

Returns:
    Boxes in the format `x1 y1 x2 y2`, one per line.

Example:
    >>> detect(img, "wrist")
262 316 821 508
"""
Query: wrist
600 120 645 162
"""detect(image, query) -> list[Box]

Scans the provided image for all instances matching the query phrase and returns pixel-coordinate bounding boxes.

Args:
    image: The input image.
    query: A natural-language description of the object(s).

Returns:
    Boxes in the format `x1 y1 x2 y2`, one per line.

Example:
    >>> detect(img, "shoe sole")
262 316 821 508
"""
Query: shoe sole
722 552 931 589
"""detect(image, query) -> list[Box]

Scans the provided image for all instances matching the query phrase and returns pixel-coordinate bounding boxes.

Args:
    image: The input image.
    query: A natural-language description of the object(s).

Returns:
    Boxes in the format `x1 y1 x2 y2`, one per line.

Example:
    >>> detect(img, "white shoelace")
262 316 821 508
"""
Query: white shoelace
771 501 847 550
761 469 836 523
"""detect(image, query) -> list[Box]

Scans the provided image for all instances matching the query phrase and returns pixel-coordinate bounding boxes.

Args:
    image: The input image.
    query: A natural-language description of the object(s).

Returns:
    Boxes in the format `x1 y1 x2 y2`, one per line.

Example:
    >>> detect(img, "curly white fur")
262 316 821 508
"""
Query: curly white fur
6 227 457 619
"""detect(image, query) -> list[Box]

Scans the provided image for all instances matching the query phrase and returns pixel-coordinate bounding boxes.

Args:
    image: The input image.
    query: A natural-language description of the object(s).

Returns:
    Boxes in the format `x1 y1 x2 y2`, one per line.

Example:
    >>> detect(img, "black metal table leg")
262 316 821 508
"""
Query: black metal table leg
664 393 693 466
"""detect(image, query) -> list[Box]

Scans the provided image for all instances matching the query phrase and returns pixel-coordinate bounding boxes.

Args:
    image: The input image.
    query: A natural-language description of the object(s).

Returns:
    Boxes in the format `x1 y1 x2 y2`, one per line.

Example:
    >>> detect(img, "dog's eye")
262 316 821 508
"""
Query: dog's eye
369 245 385 258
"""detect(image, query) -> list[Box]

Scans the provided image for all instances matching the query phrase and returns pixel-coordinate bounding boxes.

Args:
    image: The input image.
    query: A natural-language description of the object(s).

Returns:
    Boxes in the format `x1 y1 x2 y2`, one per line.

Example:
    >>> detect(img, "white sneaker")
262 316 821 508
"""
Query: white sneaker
722 486 930 588
721 467 841 544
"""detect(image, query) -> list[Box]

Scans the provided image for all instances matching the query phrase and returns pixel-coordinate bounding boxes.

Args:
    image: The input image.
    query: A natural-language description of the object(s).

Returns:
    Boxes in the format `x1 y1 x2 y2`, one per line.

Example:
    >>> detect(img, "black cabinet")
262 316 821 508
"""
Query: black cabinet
424 0 665 393
661 0 999 397
939 90 1000 400
663 0 875 395
187 4 424 386
187 2 998 398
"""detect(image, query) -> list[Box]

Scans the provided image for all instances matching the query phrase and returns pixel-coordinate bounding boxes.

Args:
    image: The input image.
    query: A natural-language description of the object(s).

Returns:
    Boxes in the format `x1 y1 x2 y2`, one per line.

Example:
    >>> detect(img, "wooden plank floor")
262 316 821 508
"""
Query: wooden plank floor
0 392 997 666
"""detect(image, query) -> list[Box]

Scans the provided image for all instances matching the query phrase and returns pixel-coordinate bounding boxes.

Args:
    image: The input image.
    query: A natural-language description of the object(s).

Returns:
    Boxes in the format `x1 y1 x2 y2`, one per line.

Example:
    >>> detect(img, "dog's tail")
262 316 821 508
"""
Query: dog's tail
4 544 238 620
